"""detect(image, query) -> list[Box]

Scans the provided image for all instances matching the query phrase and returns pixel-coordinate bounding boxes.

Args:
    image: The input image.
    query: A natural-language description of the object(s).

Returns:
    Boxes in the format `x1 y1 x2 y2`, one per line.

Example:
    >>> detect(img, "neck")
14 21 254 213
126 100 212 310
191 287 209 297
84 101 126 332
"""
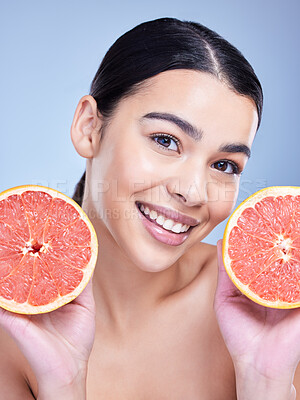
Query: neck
83 200 182 332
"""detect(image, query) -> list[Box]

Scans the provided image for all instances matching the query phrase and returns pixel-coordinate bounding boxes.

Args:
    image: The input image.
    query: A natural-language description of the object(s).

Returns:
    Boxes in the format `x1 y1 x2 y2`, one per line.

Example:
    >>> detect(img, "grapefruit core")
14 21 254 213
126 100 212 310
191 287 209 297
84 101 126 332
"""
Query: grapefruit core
0 185 98 314
223 186 300 309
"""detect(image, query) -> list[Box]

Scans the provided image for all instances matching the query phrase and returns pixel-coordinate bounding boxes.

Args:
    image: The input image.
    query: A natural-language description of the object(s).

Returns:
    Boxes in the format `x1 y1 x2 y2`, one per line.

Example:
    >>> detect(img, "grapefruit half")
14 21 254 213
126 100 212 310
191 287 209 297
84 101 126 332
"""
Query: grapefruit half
223 186 300 309
0 185 98 314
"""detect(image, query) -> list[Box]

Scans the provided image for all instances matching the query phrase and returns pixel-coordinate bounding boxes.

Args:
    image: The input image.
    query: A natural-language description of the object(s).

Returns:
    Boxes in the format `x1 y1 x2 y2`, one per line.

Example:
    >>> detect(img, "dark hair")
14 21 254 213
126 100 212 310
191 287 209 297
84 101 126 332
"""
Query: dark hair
73 17 263 206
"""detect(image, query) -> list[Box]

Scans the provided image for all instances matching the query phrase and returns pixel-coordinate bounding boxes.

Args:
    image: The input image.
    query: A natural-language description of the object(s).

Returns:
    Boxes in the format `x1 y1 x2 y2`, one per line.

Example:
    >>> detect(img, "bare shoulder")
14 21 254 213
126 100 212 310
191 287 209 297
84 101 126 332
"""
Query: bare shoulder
0 326 37 399
190 240 218 270
179 241 218 292
197 241 218 270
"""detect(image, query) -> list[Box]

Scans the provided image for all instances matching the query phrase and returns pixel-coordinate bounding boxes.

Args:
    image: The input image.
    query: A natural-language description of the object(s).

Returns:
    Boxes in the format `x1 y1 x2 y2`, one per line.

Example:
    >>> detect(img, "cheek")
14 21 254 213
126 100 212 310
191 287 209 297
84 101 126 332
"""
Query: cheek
111 142 165 199
97 141 156 208
207 180 239 223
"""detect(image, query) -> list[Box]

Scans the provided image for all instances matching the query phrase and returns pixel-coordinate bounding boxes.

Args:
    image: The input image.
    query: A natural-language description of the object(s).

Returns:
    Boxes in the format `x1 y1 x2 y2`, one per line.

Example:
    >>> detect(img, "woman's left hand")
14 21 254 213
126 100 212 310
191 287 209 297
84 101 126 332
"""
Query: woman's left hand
214 240 299 400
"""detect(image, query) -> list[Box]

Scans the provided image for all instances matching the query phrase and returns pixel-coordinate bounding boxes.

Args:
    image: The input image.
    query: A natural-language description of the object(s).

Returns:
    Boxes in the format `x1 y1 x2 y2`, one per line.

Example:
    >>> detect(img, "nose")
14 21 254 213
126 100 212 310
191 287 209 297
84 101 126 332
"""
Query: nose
166 166 208 207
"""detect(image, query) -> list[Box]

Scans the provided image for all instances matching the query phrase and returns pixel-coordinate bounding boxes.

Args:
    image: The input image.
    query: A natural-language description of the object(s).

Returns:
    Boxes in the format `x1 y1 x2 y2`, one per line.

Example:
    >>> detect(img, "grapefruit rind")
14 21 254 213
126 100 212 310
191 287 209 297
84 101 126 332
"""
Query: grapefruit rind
0 185 98 314
222 186 300 309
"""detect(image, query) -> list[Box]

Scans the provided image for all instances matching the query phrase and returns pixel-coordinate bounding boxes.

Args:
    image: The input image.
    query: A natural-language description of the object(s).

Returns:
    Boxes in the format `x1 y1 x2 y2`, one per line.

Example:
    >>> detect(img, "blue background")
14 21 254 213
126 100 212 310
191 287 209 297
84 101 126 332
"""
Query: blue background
1 0 299 244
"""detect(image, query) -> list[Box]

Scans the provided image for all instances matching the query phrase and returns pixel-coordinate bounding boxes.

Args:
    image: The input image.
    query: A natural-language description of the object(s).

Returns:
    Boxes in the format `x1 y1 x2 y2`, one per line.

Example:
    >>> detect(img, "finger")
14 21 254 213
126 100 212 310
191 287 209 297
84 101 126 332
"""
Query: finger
0 308 42 362
0 307 30 337
215 240 242 303
216 239 235 291
73 276 95 311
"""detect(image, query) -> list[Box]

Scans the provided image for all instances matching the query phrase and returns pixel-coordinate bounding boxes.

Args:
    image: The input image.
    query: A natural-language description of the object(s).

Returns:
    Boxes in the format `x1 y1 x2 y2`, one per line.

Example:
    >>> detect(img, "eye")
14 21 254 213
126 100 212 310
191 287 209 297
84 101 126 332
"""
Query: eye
212 160 241 175
150 133 180 152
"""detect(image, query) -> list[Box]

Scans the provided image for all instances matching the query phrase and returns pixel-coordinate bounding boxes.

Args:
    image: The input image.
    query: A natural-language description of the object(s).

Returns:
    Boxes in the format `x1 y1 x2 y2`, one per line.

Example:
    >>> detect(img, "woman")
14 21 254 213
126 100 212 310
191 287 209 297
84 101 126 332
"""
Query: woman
0 17 299 399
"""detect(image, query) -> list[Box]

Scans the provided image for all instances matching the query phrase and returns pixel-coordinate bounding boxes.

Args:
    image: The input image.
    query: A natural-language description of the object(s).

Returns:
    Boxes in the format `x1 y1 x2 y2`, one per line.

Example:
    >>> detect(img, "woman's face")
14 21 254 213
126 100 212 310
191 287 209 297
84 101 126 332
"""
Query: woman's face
88 70 258 271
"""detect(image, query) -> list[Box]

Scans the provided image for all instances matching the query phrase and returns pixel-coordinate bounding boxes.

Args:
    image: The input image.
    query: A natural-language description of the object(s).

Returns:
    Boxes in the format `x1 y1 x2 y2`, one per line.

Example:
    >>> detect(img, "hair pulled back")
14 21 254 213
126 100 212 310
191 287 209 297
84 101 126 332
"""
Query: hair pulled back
73 17 263 206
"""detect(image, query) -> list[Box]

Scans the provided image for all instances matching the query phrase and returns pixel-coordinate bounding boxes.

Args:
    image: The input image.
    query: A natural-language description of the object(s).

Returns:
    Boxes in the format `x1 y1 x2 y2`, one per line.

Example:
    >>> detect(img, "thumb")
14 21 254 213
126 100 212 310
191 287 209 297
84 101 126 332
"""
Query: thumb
73 276 95 312
215 239 242 308
216 239 235 292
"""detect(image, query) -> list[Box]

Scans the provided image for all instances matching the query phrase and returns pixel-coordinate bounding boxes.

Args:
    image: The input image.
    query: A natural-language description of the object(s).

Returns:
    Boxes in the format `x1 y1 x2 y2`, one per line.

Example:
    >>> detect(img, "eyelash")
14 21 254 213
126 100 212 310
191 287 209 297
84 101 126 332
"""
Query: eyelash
149 133 242 175
211 160 242 175
149 133 181 153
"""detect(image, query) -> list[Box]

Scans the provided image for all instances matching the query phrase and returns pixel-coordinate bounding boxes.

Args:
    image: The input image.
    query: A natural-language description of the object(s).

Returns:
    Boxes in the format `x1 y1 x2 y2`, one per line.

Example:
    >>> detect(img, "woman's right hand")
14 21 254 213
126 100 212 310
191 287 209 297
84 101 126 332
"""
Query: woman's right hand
0 279 96 400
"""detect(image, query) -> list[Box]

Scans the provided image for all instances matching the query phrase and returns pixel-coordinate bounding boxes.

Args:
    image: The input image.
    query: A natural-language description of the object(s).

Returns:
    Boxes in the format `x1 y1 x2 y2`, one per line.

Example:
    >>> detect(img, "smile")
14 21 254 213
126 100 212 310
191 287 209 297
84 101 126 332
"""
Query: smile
138 203 191 232
136 201 199 246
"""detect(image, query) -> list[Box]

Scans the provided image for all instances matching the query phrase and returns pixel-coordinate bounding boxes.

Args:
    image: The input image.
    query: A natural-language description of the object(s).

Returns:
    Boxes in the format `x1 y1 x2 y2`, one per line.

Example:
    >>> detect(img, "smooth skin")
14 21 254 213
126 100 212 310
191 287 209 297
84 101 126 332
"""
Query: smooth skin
0 70 300 399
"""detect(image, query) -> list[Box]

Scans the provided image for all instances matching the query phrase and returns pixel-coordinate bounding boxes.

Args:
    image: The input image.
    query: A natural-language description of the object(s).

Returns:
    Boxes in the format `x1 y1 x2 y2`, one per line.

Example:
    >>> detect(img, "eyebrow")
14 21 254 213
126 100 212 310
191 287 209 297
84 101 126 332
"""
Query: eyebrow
141 112 203 141
141 111 251 158
219 143 251 159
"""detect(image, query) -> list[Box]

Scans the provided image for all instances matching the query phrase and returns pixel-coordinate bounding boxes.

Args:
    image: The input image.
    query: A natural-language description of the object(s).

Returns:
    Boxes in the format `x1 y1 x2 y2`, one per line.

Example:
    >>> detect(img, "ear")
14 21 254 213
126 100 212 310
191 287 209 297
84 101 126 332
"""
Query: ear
70 95 103 158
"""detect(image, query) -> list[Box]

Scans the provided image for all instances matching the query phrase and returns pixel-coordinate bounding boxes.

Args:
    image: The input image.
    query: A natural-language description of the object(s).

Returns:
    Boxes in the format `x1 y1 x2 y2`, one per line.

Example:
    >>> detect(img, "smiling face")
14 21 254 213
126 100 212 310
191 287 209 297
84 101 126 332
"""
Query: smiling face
84 70 258 272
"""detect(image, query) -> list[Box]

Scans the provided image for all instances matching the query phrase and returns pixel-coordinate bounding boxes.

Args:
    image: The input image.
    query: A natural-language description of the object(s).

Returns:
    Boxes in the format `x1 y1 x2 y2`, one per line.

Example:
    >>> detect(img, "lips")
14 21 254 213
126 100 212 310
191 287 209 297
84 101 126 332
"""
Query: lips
135 201 200 227
135 201 199 246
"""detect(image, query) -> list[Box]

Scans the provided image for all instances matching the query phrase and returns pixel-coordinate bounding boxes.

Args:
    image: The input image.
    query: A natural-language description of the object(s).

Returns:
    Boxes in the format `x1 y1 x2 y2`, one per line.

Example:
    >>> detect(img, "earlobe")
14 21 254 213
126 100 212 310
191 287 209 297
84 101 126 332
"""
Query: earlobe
70 95 102 158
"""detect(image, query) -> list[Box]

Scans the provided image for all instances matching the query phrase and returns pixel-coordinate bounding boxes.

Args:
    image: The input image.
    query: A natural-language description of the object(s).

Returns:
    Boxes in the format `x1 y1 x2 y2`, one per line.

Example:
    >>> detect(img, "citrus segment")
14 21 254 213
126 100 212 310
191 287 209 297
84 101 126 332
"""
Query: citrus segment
45 262 84 297
0 195 30 242
287 197 300 236
49 218 92 247
228 226 274 260
236 206 276 240
0 185 98 314
0 242 21 260
230 250 276 285
0 254 24 281
278 259 300 302
223 186 300 309
0 256 34 303
28 257 59 306
254 196 294 235
43 198 81 242
21 190 53 244
43 246 92 269
0 221 27 249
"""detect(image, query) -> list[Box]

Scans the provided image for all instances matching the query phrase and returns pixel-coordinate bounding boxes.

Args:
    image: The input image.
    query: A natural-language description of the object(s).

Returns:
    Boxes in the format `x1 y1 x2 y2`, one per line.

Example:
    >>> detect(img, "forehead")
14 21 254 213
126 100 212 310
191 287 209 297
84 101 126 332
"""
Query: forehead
116 70 259 146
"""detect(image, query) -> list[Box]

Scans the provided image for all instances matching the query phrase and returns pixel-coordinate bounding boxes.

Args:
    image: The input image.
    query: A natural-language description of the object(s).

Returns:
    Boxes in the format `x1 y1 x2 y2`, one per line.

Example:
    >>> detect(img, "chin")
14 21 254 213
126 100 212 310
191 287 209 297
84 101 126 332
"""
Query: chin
128 248 180 273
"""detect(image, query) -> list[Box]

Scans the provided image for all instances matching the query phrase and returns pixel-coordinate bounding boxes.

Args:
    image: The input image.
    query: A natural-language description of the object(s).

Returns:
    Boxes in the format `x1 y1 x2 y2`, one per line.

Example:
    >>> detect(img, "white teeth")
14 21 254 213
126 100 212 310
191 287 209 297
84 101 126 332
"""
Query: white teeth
156 215 165 225
144 207 150 215
139 203 192 233
163 219 174 230
149 210 158 220
180 224 188 232
172 223 183 233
